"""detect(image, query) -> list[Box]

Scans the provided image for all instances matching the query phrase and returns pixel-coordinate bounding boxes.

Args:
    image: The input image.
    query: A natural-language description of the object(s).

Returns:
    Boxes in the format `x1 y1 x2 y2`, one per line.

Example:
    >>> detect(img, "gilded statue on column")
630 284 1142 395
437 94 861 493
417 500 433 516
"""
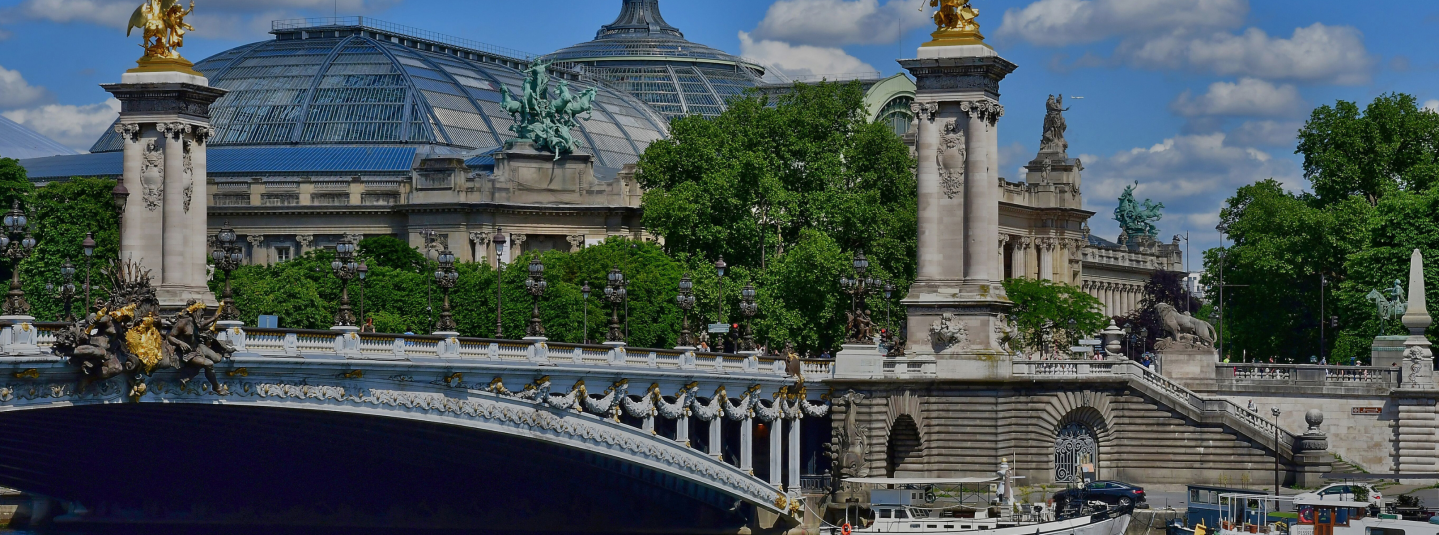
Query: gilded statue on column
125 0 202 75
924 0 987 47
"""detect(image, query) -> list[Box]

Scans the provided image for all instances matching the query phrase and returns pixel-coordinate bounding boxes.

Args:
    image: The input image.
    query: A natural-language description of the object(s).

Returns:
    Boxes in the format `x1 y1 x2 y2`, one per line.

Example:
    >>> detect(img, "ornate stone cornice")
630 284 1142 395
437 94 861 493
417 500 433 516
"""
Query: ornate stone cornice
114 123 141 143
910 102 939 123
960 100 1004 126
156 122 191 140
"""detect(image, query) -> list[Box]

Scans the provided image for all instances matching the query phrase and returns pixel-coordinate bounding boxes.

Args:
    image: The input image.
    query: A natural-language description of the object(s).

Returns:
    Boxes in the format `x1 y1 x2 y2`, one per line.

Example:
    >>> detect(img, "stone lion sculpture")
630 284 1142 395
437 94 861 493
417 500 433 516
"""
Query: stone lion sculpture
1156 303 1216 348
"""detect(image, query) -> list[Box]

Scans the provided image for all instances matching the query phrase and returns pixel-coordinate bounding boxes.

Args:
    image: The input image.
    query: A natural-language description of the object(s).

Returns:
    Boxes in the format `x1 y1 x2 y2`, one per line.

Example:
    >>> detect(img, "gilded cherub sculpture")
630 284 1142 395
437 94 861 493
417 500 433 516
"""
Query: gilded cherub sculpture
126 0 196 64
931 0 980 33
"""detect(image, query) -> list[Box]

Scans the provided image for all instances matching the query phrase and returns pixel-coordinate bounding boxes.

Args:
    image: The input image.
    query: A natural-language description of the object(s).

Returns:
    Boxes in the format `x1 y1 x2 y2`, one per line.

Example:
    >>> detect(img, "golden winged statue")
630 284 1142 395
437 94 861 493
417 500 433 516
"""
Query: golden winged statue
925 0 987 47
125 0 201 73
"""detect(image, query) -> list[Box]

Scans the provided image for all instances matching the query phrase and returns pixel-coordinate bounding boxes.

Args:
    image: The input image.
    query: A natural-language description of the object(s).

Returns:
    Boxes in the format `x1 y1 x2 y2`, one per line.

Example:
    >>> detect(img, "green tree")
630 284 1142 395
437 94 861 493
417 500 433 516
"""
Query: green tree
1002 278 1106 357
636 81 916 283
358 235 426 271
1297 93 1439 207
0 158 36 210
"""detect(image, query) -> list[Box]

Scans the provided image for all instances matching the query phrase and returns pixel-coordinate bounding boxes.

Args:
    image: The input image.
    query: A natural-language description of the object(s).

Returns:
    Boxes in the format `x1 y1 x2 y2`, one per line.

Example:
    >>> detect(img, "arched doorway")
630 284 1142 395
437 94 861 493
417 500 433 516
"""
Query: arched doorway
887 415 924 477
1054 422 1098 483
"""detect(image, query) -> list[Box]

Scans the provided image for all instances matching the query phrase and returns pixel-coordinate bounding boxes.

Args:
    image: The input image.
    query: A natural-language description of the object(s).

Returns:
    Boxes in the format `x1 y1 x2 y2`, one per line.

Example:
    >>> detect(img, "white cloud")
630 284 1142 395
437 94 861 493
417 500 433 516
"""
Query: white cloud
1170 78 1305 117
1122 23 1375 84
2 99 120 152
750 0 931 47
1226 120 1302 148
739 31 877 79
1081 131 1300 249
1425 100 1439 113
0 65 51 109
997 0 1247 47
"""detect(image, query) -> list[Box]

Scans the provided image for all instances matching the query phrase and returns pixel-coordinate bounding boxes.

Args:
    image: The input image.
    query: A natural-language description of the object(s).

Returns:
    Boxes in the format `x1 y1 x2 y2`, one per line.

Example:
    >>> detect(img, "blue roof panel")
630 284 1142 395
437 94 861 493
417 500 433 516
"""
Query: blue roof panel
16 152 121 179
0 116 79 160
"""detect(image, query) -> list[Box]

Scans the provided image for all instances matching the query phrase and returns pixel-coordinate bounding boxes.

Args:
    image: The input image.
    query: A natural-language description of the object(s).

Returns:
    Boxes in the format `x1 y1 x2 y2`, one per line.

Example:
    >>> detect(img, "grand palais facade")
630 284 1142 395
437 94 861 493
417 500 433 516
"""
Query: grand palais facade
14 0 1178 317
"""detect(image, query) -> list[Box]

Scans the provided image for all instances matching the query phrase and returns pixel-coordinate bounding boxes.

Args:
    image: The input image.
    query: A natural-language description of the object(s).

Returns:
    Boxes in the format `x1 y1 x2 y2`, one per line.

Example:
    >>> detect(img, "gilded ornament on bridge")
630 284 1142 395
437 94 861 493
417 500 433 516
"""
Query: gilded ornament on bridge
125 0 203 76
925 0 986 47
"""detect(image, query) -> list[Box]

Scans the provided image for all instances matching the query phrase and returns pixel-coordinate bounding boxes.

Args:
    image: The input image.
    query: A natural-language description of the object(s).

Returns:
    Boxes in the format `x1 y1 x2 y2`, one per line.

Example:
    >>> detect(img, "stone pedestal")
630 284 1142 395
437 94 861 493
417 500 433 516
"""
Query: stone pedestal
216 319 246 352
1293 409 1334 488
102 72 227 311
0 316 39 355
524 336 549 364
833 343 882 379
1372 335 1408 368
491 142 596 205
1155 345 1219 391
897 39 1018 380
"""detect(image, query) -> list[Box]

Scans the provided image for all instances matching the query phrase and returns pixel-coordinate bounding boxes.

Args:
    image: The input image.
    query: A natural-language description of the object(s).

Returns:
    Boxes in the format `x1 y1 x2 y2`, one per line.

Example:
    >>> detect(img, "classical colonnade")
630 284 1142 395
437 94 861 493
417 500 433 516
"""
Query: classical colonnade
999 235 1085 283
1081 280 1144 317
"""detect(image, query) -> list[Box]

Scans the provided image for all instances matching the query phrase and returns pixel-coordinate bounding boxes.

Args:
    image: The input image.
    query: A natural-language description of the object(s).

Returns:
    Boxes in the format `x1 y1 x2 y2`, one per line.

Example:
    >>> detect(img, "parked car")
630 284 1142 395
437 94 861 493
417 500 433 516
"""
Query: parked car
1295 483 1382 507
1053 480 1148 510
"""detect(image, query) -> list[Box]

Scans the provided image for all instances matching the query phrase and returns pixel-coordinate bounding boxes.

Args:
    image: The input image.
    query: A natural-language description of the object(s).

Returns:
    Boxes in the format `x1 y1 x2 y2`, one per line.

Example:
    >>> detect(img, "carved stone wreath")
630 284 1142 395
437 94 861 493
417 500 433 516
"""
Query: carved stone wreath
937 119 966 199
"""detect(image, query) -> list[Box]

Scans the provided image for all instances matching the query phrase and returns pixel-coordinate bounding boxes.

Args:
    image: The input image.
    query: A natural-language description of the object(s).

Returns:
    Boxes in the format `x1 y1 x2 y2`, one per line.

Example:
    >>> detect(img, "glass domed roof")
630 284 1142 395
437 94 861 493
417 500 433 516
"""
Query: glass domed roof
89 19 670 171
543 0 765 119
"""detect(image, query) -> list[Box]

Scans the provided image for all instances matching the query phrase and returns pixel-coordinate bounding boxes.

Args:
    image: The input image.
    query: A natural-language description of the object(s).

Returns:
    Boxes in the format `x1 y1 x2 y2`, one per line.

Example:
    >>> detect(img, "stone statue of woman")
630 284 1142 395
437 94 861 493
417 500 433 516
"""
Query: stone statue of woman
1041 94 1070 155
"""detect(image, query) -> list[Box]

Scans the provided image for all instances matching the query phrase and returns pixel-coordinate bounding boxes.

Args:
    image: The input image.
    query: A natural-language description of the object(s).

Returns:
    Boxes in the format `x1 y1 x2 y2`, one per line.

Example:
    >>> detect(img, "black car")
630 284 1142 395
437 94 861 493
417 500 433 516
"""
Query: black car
1053 480 1147 510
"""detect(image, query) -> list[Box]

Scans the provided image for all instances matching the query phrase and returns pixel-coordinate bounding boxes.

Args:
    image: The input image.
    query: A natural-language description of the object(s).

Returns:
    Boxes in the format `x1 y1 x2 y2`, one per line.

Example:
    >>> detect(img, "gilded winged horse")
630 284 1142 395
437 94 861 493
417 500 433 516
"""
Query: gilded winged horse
126 0 195 60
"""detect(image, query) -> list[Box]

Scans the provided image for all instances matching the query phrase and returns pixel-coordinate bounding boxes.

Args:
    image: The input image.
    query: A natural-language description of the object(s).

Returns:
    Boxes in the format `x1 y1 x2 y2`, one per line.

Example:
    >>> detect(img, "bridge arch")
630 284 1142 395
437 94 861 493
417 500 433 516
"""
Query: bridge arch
1039 391 1116 483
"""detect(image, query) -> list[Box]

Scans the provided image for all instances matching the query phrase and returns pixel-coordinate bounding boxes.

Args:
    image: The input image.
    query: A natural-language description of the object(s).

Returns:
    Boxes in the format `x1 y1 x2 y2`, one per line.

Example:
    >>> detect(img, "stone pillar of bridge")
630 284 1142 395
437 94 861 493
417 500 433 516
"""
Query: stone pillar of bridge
741 416 754 473
768 417 784 487
708 419 723 460
898 20 1017 379
103 70 227 311
787 416 801 491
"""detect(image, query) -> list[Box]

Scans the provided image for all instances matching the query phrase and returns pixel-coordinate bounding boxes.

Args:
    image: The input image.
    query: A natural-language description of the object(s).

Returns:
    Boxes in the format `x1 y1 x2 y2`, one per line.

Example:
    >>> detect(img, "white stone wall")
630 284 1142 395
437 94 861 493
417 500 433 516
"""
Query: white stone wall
1213 393 1395 473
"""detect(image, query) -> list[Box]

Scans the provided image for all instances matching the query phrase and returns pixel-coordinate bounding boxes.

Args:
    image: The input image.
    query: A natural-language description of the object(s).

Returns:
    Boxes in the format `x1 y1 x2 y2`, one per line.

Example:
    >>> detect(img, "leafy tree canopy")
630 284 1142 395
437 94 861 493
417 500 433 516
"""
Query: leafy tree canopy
1297 93 1439 207
1002 278 1106 357
358 235 427 271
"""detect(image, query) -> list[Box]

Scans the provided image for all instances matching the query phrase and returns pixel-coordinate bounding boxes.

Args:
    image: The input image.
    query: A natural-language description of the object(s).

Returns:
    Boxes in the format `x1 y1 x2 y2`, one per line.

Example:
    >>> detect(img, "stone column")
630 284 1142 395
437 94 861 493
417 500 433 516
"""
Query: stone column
962 100 1000 286
468 231 489 264
741 416 754 473
769 417 784 487
103 72 226 310
1038 239 1054 281
787 416 801 490
295 234 314 256
911 102 954 283
158 121 190 292
1011 237 1028 280
676 413 689 447
246 235 265 266
510 233 528 260
708 418 723 460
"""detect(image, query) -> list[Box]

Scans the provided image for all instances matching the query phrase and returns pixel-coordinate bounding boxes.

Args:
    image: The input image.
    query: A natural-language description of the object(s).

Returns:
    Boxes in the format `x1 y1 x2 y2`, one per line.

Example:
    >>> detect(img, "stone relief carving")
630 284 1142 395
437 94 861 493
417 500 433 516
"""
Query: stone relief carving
937 119 966 199
1039 158 1052 184
181 139 194 213
567 234 586 253
156 122 190 141
139 139 164 211
929 313 968 351
915 75 999 93
824 390 871 481
192 125 211 145
994 313 1016 354
343 233 365 245
295 235 314 253
960 100 1004 127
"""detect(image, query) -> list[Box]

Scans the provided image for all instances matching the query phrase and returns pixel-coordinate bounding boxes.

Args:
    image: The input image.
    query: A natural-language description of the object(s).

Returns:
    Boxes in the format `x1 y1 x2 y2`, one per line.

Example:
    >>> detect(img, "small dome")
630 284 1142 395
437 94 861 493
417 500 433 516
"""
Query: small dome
90 20 670 172
543 0 766 118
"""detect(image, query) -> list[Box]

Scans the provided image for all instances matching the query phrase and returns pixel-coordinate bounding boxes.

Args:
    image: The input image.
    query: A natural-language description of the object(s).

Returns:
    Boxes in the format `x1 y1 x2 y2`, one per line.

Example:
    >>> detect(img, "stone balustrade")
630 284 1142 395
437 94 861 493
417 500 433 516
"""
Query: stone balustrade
1216 363 1401 394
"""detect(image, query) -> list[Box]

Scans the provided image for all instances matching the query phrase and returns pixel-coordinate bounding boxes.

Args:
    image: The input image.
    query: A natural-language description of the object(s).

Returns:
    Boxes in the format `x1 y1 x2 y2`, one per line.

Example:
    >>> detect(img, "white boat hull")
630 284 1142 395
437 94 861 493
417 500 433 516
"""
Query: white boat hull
842 508 1133 535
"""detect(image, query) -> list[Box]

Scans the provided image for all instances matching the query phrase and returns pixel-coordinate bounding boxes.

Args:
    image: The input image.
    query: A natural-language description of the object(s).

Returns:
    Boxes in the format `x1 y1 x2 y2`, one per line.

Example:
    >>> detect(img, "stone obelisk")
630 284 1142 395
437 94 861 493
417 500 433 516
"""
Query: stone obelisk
898 2 1017 378
102 10 226 310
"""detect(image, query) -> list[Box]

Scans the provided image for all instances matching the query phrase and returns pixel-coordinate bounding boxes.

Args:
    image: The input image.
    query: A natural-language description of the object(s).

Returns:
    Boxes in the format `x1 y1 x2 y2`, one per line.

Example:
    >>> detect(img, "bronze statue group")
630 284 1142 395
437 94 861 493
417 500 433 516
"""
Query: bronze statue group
52 260 235 398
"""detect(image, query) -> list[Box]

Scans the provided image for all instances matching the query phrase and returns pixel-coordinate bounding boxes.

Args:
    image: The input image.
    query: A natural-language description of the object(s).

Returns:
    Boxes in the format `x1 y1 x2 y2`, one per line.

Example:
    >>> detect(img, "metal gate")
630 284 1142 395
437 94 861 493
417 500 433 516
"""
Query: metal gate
1054 422 1097 483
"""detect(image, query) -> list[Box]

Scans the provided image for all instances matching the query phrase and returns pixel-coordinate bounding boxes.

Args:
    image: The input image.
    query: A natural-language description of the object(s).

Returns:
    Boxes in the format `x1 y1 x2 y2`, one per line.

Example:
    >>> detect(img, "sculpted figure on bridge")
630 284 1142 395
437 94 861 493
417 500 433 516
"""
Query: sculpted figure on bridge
166 299 233 394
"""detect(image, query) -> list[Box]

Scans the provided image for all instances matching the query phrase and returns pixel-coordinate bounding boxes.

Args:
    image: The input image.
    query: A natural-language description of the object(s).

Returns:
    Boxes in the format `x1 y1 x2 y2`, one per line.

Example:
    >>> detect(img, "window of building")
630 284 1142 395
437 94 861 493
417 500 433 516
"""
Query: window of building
275 246 292 263
877 96 914 137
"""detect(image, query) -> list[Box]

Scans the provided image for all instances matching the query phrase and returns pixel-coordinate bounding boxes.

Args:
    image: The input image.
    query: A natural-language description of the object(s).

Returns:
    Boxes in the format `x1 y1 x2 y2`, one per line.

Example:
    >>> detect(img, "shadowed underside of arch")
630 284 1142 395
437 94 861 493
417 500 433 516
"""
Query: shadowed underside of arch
0 403 755 533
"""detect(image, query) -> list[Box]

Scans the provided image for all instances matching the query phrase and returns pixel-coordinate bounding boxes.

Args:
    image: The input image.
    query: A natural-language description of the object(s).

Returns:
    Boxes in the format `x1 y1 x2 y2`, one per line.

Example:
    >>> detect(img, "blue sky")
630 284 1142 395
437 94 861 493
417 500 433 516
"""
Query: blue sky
1 0 1437 258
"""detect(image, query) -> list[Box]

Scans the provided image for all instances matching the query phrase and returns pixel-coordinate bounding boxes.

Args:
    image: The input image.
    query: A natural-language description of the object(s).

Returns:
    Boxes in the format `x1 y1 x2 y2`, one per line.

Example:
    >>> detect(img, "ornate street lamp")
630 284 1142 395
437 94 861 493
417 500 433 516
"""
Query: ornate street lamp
357 262 368 329
1270 407 1281 494
714 256 727 326
111 181 129 220
493 229 507 338
524 256 547 337
81 232 95 306
840 250 876 343
739 282 758 352
677 273 696 347
604 266 626 343
51 261 76 322
434 248 458 333
0 201 35 316
581 281 591 344
330 238 359 327
211 221 241 321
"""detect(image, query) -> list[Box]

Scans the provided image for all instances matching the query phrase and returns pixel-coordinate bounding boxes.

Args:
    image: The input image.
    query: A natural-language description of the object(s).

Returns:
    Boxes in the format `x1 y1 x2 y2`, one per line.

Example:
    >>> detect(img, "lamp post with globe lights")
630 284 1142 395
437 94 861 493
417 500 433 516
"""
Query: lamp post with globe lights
739 282 758 353
81 232 95 306
677 274 696 347
581 281 591 344
524 256 547 337
434 248 459 334
1 201 36 317
714 256 727 326
49 261 77 322
211 221 242 321
330 238 359 328
357 262 368 329
604 267 627 344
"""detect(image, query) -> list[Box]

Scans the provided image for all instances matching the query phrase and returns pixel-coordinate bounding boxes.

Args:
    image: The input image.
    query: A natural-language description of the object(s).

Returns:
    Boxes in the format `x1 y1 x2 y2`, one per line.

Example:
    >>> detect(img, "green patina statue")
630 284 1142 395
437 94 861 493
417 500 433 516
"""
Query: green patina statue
500 61 597 159
1113 181 1164 238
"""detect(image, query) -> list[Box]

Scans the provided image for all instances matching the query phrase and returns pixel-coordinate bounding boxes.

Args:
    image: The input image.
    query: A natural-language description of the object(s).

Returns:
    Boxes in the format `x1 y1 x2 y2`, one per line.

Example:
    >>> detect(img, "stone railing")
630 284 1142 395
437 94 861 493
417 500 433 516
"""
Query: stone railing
1014 359 1294 454
13 322 795 378
1216 364 1401 393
